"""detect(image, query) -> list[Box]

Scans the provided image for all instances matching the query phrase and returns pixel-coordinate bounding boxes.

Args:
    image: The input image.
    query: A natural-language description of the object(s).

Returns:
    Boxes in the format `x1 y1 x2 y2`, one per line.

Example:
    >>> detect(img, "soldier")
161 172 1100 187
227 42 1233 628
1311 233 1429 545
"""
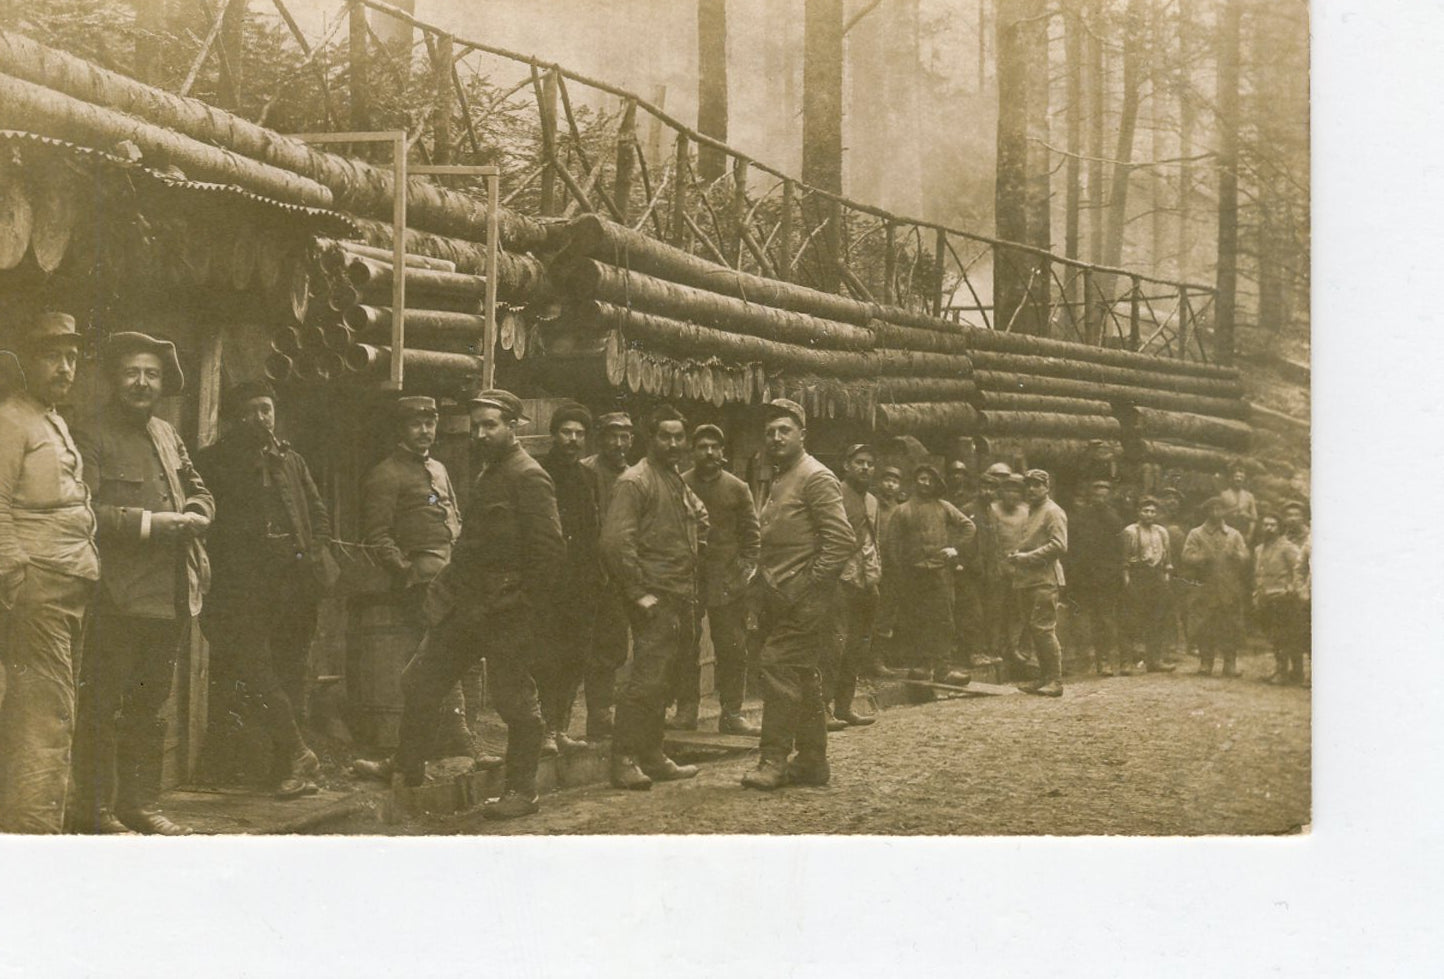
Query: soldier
601 405 707 790
1067 479 1126 676
870 463 907 669
975 462 1017 669
1157 485 1191 658
945 459 987 670
741 399 855 791
71 333 213 835
882 463 976 688
359 396 474 758
1122 496 1178 674
0 312 100 833
196 380 333 798
1181 496 1251 678
677 423 761 735
1253 513 1303 684
1219 464 1259 544
1008 470 1069 697
1281 500 1311 680
580 411 634 742
988 472 1031 679
357 390 565 820
829 444 882 727
537 402 603 756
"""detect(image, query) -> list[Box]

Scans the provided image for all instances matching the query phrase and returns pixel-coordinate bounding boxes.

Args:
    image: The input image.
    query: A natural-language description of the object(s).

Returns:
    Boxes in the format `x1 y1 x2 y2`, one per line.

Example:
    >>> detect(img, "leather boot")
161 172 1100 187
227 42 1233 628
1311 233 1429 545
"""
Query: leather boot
639 752 699 782
666 701 700 731
539 730 560 759
786 755 831 786
481 789 540 821
824 705 848 732
933 667 973 688
555 732 588 753
116 806 194 836
741 756 790 790
610 753 653 791
719 711 761 736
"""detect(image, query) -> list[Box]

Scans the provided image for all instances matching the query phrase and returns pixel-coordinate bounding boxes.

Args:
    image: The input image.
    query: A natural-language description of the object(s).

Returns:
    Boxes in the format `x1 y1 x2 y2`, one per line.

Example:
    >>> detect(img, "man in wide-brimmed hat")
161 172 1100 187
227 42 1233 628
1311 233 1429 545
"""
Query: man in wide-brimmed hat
70 331 212 835
1181 495 1250 677
358 395 474 758
195 379 333 799
0 312 100 833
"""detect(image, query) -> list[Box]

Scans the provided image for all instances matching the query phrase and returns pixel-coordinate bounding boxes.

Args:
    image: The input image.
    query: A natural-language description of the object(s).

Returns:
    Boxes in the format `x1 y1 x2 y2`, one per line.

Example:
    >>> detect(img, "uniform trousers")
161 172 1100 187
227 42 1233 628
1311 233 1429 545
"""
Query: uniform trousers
534 592 598 737
1011 584 1064 684
827 584 876 712
616 594 694 761
1125 567 1172 669
396 602 544 794
892 567 954 674
0 568 92 833
583 590 630 739
755 580 834 765
675 598 748 715
1257 594 1304 680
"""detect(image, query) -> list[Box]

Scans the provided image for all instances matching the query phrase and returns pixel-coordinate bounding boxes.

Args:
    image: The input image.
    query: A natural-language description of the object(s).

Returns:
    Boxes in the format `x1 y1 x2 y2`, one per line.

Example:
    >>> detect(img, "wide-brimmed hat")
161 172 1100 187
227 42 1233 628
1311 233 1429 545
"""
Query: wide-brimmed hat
104 331 185 396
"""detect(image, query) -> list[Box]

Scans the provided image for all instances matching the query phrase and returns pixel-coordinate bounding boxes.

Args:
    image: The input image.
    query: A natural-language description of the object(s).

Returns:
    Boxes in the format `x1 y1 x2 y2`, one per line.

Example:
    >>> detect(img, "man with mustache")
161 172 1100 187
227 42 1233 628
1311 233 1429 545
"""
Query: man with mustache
580 412 634 742
0 312 100 833
71 333 213 836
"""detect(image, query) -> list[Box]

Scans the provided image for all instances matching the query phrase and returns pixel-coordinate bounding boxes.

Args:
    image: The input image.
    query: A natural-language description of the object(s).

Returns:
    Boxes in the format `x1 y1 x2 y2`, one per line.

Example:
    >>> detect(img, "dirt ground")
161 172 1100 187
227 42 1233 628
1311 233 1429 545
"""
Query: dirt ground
383 645 1309 837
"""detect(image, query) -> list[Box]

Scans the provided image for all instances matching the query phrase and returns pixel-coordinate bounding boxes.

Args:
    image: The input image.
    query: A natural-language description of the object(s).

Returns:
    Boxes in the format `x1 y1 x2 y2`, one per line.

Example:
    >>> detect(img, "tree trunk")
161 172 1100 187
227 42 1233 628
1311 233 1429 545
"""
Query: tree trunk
1086 0 1105 265
1021 0 1051 335
1064 8 1082 263
801 0 844 293
1214 0 1241 365
1102 0 1143 271
1177 0 1196 278
348 0 369 135
430 33 452 166
994 0 1050 336
696 0 729 180
217 0 245 111
131 0 168 87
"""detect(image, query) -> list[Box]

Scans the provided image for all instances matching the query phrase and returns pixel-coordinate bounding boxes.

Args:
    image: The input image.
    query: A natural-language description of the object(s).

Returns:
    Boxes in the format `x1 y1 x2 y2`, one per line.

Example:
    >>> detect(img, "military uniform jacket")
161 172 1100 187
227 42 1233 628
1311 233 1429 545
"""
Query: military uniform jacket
757 453 854 600
542 448 604 598
361 447 461 587
602 456 708 603
77 410 213 619
439 441 565 615
683 466 760 607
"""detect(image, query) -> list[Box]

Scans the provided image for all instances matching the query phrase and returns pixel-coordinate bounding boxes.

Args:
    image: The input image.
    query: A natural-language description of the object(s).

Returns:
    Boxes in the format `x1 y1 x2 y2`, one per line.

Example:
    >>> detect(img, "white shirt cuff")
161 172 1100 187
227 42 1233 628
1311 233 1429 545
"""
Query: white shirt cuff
140 510 152 541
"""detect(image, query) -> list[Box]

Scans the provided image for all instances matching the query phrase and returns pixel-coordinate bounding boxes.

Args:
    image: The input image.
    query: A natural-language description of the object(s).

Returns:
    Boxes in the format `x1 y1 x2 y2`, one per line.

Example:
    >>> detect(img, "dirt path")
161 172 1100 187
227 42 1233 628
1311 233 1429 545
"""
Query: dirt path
401 648 1309 837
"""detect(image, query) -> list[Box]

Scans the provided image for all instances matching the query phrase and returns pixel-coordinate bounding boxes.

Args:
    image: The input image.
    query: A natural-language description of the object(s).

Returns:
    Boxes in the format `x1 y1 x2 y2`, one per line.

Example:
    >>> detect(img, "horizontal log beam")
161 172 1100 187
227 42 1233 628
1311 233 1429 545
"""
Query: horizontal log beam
969 351 1244 399
972 371 1250 419
975 391 1112 415
1120 406 1253 452
876 401 981 434
977 411 1124 440
875 377 979 403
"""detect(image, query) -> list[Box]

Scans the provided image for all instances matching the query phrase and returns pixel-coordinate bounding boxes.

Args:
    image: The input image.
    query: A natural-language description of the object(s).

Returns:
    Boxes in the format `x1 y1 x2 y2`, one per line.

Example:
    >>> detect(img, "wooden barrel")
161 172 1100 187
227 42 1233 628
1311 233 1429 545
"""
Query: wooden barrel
344 599 418 749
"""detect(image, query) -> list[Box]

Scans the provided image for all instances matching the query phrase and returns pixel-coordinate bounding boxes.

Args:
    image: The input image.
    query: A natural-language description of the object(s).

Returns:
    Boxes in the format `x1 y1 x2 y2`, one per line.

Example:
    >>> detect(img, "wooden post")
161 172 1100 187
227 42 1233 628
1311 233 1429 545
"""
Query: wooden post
217 0 246 111
932 227 947 317
430 34 453 166
1177 285 1191 359
732 157 748 268
883 221 896 304
612 98 638 225
348 0 370 137
779 179 795 282
1082 267 1101 346
670 133 689 245
538 67 559 217
197 326 223 449
1129 275 1142 351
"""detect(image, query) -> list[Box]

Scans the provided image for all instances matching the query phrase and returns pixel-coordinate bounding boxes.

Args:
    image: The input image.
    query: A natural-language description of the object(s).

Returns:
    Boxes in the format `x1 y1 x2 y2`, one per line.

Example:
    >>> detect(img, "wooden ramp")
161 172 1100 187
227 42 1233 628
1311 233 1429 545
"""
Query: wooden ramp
901 678 1020 700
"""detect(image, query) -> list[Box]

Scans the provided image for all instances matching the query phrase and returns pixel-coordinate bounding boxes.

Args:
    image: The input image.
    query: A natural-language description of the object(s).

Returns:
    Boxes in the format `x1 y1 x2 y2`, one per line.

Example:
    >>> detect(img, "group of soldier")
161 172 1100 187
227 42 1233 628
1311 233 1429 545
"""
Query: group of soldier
0 307 1312 831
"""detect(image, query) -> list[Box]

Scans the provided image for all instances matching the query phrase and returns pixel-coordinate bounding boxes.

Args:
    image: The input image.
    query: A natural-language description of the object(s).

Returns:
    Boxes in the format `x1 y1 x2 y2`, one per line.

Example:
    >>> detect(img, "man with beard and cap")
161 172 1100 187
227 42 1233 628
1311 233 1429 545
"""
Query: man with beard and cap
196 380 333 799
601 404 708 791
358 395 475 759
1122 496 1178 674
881 462 976 689
987 471 1030 678
536 402 603 756
70 332 213 836
0 312 100 834
1008 470 1069 697
581 411 633 742
741 399 854 791
677 423 760 735
827 443 883 727
1253 512 1303 684
357 390 565 820
1066 479 1127 676
1181 496 1250 677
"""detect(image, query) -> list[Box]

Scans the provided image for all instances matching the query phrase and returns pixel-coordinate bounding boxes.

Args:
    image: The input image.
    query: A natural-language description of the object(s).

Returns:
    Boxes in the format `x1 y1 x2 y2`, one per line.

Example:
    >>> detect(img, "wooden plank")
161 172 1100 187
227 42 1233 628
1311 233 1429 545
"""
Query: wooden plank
663 731 759 752
900 678 1019 697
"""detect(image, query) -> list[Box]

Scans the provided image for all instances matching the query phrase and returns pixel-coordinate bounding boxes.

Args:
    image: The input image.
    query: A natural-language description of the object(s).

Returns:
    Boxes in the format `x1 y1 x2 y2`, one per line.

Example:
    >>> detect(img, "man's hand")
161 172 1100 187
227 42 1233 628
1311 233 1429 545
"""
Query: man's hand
940 546 959 562
149 512 190 540
182 512 210 536
635 593 661 615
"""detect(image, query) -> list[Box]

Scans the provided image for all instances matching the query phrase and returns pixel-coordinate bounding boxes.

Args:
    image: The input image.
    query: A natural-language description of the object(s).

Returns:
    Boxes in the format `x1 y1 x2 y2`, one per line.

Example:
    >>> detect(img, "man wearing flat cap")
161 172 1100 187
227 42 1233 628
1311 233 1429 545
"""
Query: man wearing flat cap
1122 496 1177 674
536 401 603 756
358 395 473 756
741 399 855 791
678 422 761 735
0 312 100 833
361 390 565 821
70 332 213 835
1181 496 1250 677
828 443 883 727
196 379 333 799
882 462 976 689
1007 470 1069 697
1066 479 1126 677
580 410 634 742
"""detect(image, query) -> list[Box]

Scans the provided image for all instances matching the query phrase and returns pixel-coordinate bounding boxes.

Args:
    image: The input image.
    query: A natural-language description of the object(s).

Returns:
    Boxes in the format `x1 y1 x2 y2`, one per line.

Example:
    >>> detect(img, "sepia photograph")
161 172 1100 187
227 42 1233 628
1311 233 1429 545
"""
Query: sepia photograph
0 0 1313 843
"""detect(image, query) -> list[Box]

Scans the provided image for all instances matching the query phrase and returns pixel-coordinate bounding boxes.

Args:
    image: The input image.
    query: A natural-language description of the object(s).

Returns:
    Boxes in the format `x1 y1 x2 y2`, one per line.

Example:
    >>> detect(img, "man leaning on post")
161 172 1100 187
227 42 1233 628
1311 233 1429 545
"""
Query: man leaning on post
0 312 100 834
600 404 709 791
742 398 855 791
72 332 213 836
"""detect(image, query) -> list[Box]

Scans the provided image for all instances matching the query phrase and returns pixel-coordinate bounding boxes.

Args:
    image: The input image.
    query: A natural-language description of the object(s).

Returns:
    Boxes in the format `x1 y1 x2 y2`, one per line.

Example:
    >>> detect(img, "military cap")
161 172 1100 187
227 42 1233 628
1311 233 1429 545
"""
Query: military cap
880 465 904 480
224 379 275 418
468 388 527 422
394 395 438 418
1024 468 1051 487
104 332 186 396
692 423 726 445
914 462 946 484
844 443 876 461
984 462 1014 479
763 397 806 428
1281 499 1309 514
1158 485 1184 499
1091 478 1113 490
13 311 81 352
1138 495 1161 508
549 401 593 435
1002 473 1027 489
597 411 633 431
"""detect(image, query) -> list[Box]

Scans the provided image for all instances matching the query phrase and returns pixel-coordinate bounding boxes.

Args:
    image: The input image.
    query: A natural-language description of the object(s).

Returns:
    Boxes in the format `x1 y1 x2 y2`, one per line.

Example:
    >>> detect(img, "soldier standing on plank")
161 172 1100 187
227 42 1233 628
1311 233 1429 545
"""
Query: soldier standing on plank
0 312 100 834
741 399 855 792
72 332 213 835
